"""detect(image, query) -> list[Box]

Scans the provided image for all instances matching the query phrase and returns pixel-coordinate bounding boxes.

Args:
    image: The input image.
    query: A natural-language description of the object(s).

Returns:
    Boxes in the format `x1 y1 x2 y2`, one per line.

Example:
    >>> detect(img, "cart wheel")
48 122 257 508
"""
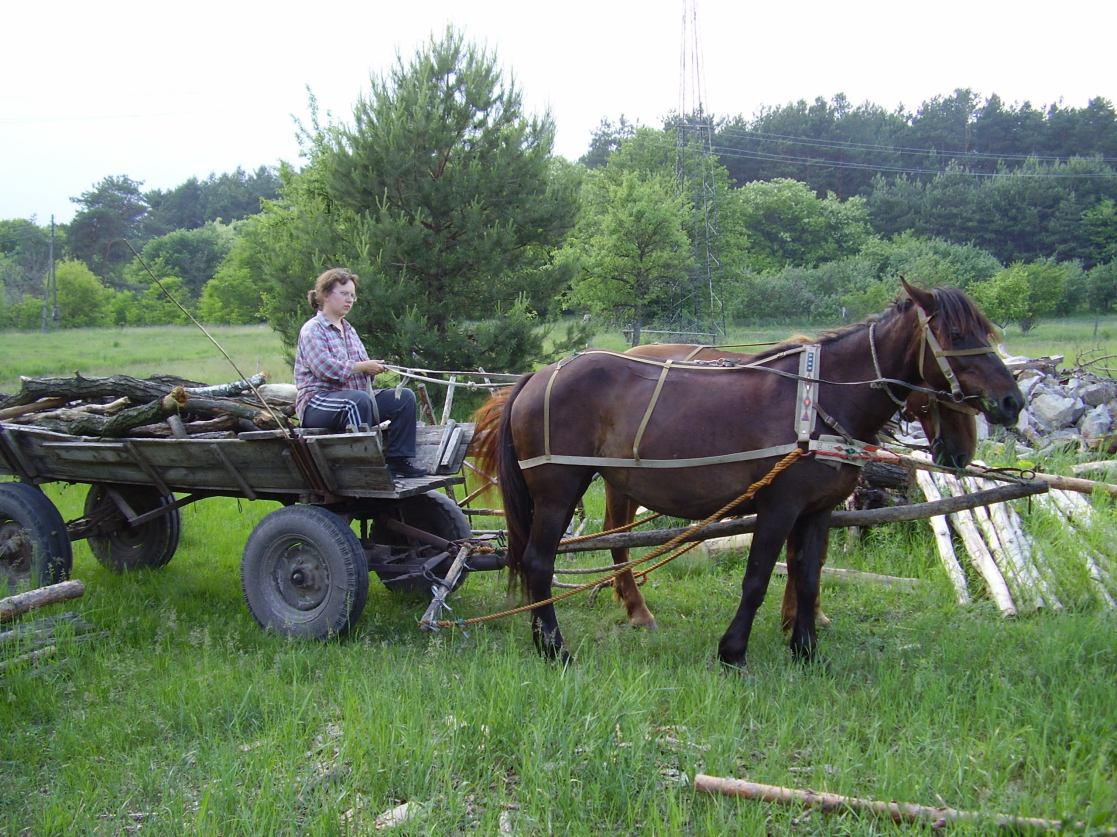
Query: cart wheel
371 491 472 595
241 505 369 639
0 483 72 595
84 485 181 572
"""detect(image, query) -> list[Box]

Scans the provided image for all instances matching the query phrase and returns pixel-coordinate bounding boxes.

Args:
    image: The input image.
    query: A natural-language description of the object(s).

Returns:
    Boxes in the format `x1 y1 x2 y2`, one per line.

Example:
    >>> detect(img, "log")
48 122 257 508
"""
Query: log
973 476 1047 610
557 481 1049 554
960 475 1043 610
7 396 132 425
930 470 1016 616
16 390 187 437
0 580 85 623
1028 471 1117 498
180 393 286 428
11 373 172 406
692 773 1107 833
1070 460 1117 478
183 373 267 398
912 468 972 604
127 414 239 438
0 397 68 421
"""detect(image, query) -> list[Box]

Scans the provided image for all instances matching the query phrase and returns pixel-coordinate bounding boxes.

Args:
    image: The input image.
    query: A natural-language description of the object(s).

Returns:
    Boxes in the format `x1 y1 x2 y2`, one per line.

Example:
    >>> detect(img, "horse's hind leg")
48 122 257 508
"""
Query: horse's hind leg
523 474 593 663
786 510 831 662
780 549 830 633
604 489 656 628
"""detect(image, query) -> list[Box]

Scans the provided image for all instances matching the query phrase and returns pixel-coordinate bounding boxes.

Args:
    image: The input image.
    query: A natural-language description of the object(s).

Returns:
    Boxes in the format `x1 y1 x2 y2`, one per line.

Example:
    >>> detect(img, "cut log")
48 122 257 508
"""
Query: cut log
913 468 972 604
558 480 1049 554
1028 471 1117 498
0 580 86 623
692 773 1103 833
11 373 172 406
0 397 68 421
127 414 239 438
929 470 1016 616
183 373 267 398
15 390 186 437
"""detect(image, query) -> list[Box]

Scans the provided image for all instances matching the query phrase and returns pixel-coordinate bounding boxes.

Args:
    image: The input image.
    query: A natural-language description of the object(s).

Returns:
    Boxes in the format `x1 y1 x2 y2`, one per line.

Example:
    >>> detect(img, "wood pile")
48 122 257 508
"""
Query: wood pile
911 452 1116 615
0 373 295 439
0 580 96 675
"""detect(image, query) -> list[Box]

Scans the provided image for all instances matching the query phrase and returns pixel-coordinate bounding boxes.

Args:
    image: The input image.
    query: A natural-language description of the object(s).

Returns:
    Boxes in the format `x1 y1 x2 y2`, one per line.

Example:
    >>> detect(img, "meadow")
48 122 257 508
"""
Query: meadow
1 319 1116 834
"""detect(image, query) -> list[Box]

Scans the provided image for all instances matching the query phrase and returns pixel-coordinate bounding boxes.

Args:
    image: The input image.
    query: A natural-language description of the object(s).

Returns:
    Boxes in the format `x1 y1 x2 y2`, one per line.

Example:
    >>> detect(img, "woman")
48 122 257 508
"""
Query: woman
294 267 426 479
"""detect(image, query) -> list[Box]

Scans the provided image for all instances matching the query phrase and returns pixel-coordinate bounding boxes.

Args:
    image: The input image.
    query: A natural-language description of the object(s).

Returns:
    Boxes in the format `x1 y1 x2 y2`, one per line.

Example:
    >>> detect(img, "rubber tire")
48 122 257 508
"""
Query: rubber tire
0 482 73 595
371 491 472 595
241 504 369 639
84 484 181 572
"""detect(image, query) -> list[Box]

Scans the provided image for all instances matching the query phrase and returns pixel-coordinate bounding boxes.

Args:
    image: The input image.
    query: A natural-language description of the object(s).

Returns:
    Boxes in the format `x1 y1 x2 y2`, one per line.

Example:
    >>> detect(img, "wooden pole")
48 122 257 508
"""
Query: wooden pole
557 481 1049 554
0 580 85 623
692 774 1111 833
912 468 972 604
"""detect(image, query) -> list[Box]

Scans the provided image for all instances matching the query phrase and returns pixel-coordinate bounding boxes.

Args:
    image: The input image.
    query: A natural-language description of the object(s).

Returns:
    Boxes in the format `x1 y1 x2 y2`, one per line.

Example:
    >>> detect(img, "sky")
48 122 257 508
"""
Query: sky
2 0 1114 224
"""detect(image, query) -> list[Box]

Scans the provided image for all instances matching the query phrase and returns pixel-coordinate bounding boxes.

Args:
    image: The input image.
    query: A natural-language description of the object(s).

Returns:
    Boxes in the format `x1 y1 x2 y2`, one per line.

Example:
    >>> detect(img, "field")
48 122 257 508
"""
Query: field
1 321 1116 834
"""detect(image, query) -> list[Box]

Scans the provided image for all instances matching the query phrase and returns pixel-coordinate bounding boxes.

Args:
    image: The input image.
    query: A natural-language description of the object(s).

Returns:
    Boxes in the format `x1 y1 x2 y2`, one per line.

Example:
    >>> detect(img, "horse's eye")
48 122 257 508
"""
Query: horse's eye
948 330 963 343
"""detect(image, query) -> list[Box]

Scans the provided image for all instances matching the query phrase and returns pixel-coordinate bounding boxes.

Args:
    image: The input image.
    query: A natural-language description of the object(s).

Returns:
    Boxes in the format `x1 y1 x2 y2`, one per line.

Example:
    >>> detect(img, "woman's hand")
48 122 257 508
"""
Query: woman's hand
355 359 386 376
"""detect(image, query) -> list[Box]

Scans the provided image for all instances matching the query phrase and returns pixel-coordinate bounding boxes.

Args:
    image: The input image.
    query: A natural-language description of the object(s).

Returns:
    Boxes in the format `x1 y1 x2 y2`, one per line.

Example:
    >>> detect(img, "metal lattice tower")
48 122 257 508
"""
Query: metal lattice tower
676 0 723 337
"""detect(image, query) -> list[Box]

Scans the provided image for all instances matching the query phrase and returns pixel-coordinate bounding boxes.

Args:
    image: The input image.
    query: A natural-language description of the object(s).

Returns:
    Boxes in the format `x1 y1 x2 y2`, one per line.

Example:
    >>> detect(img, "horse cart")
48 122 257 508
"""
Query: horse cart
0 419 505 639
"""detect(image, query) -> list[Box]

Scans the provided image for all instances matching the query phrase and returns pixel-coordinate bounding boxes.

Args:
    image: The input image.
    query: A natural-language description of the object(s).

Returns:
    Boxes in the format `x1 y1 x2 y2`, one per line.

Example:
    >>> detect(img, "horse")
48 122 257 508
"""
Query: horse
470 346 979 633
605 342 979 632
477 280 1020 667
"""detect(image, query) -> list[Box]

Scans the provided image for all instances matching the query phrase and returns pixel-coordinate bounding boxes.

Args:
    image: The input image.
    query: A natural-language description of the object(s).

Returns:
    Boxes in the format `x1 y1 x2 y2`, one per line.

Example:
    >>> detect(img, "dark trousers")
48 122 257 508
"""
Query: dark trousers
302 388 418 460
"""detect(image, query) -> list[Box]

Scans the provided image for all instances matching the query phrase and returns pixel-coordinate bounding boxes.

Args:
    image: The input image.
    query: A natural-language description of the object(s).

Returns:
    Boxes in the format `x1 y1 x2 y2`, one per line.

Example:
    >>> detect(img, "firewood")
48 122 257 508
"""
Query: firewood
16 390 186 437
182 373 267 398
930 470 1016 616
0 397 68 421
912 467 971 604
692 773 1105 832
0 580 85 623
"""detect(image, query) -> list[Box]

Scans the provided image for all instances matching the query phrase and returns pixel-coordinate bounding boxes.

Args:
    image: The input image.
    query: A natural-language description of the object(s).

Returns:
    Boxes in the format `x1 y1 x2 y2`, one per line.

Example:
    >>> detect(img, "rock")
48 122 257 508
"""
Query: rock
1079 381 1117 407
1037 431 1082 457
1079 404 1113 441
1030 391 1086 429
1017 373 1048 401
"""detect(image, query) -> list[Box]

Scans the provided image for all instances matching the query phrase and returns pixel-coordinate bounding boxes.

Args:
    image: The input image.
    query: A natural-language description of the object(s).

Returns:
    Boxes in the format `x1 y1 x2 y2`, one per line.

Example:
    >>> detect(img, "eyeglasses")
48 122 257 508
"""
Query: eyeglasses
332 290 357 301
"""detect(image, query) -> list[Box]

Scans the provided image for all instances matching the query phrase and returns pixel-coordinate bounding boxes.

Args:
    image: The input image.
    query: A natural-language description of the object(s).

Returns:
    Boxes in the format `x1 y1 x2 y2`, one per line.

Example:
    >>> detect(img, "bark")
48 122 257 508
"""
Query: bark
18 390 186 437
0 580 86 623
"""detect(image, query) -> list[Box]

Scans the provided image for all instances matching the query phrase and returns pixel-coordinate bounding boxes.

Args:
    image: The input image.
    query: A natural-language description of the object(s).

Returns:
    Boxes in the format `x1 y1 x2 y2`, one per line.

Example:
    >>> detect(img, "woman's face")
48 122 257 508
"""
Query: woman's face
322 280 357 320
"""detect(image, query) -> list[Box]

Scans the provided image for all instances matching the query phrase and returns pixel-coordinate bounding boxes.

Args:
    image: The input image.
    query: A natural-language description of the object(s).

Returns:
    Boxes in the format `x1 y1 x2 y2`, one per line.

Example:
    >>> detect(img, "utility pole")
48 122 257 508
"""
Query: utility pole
40 215 57 330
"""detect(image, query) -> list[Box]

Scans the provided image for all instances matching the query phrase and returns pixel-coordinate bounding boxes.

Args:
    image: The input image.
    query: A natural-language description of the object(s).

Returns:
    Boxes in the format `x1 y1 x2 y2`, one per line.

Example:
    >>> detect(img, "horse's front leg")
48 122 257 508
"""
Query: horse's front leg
780 545 831 633
604 489 656 628
717 506 799 669
786 509 832 662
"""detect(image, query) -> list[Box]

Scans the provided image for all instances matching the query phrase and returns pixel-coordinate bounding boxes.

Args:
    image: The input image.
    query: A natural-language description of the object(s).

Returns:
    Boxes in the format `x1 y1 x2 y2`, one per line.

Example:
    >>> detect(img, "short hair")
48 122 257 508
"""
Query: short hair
307 268 359 310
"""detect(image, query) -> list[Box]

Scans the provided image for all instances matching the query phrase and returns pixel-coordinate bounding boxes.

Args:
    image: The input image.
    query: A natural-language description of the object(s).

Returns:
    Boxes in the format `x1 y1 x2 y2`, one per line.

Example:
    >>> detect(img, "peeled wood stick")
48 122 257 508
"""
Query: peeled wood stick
0 644 56 673
912 468 971 604
0 580 85 623
930 470 1016 617
980 478 1048 610
1035 493 1116 608
960 475 1043 610
0 397 68 421
1028 471 1117 498
1070 459 1117 478
692 773 1110 833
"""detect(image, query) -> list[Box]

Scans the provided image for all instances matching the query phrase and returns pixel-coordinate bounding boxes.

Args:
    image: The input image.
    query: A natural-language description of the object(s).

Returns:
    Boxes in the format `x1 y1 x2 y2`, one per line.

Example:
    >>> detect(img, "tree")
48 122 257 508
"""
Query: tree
0 219 55 304
970 259 1067 333
123 223 234 297
199 263 266 324
1082 199 1117 267
578 116 638 168
249 27 583 371
55 260 113 327
67 176 149 284
564 170 693 345
733 178 872 273
1086 260 1117 315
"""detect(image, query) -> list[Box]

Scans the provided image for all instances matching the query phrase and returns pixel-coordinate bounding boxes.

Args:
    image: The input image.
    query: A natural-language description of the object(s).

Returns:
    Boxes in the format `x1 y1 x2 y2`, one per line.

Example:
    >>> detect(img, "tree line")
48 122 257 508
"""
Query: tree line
2 28 1116 366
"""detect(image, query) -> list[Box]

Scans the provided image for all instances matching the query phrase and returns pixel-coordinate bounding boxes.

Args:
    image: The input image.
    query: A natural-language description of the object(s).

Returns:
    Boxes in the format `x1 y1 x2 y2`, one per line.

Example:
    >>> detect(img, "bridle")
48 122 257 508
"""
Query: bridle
870 294 1000 409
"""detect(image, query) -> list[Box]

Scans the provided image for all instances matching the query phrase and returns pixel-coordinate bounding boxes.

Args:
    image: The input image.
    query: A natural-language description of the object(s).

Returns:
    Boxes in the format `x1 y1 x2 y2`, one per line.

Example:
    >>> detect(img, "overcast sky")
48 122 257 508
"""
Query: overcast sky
2 0 1113 224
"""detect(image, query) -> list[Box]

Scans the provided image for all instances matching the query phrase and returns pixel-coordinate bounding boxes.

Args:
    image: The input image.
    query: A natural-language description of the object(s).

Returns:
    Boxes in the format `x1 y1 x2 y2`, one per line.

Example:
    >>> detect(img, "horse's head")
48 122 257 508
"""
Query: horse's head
901 278 1024 426
903 391 978 469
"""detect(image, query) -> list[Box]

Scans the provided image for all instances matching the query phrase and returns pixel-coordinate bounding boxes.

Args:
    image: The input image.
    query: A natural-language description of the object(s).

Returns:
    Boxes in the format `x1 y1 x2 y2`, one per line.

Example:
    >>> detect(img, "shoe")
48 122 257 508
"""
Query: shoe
387 458 428 479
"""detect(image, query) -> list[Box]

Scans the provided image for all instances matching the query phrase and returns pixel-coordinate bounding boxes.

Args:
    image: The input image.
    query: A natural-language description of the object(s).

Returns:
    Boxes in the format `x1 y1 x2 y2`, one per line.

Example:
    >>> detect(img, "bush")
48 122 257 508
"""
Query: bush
56 260 113 327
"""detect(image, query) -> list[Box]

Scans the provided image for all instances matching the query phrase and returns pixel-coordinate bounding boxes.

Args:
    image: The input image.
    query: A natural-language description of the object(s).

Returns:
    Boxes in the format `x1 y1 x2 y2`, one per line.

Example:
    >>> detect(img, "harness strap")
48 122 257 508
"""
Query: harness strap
633 359 672 463
794 344 820 441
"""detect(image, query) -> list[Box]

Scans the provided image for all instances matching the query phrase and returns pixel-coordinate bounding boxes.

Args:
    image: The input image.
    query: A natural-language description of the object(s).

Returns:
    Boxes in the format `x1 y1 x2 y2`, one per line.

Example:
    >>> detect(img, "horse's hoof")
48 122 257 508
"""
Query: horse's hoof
628 616 659 630
816 611 832 628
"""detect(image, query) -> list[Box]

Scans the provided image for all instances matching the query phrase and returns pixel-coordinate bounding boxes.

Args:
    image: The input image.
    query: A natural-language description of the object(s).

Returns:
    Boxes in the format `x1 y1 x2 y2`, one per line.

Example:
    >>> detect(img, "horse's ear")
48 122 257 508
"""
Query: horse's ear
900 276 934 311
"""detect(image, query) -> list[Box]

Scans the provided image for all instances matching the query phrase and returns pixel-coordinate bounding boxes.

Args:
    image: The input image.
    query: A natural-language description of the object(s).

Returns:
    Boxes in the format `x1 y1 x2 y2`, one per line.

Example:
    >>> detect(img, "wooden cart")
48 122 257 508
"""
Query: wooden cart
0 419 503 638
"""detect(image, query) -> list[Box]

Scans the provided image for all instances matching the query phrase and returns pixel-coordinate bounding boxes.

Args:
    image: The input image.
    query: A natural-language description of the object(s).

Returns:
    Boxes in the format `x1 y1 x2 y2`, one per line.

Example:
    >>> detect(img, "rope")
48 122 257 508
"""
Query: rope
429 448 804 629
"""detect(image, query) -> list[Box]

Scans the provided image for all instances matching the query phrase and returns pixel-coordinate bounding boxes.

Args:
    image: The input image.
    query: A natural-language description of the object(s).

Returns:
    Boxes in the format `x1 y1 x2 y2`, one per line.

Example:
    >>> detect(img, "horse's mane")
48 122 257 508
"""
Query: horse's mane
748 285 997 362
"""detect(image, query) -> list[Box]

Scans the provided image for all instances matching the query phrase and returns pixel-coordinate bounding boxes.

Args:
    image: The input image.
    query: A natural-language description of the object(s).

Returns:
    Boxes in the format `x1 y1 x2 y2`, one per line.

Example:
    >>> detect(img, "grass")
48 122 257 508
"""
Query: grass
0 325 290 393
1 319 1116 833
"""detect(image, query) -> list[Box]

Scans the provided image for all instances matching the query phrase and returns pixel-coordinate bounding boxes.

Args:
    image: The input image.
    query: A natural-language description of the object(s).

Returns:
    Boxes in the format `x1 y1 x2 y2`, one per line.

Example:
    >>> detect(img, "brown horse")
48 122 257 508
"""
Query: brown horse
478 281 1020 667
607 343 979 632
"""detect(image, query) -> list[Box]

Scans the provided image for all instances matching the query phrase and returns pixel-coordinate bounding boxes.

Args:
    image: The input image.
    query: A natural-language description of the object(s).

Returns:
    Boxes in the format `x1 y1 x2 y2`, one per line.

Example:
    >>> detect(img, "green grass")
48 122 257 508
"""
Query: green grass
1 320 1116 833
0 325 290 393
1 479 1115 835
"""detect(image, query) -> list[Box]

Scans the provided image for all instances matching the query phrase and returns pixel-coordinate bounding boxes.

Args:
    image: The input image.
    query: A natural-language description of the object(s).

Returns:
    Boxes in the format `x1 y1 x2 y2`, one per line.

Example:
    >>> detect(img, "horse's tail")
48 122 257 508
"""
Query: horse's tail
468 386 512 498
496 374 535 596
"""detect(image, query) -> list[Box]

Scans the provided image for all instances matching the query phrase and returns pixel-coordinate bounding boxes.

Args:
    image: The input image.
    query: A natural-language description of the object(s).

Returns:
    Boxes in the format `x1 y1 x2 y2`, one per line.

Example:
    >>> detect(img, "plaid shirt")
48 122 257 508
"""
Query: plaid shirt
294 312 373 419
